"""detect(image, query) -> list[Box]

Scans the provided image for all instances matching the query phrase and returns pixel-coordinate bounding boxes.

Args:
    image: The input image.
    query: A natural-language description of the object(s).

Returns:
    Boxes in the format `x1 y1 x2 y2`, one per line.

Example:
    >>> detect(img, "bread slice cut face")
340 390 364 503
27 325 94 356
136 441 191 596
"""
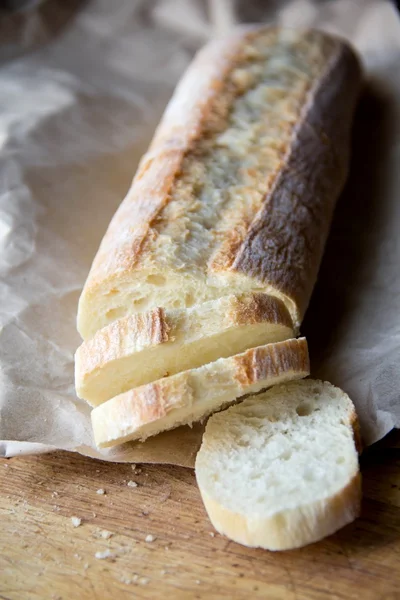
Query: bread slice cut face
195 379 361 551
91 337 309 448
76 293 293 407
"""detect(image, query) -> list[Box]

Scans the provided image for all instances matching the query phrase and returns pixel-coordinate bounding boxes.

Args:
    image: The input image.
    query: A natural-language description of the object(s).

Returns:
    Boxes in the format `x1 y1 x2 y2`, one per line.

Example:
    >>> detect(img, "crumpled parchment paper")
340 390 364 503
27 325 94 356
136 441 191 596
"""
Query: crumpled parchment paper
0 0 399 466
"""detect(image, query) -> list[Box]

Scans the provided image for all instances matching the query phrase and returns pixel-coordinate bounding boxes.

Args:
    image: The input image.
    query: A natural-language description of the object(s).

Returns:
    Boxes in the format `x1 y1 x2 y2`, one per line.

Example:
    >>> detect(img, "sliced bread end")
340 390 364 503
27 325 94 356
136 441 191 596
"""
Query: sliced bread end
195 379 361 551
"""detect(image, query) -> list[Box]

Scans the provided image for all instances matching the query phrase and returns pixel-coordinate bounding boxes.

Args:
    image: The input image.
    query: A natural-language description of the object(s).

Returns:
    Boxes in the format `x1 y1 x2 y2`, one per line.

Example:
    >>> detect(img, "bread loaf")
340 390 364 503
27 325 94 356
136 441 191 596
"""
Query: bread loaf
91 337 309 448
195 379 361 551
76 293 293 406
77 27 362 340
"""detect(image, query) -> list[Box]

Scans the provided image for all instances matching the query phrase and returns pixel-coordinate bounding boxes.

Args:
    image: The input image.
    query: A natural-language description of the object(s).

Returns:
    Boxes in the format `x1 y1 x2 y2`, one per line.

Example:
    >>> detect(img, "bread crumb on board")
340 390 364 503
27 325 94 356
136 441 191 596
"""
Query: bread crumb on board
120 574 149 585
92 528 114 539
145 534 156 543
71 516 82 528
94 549 114 560
96 488 106 495
100 529 113 539
127 481 138 488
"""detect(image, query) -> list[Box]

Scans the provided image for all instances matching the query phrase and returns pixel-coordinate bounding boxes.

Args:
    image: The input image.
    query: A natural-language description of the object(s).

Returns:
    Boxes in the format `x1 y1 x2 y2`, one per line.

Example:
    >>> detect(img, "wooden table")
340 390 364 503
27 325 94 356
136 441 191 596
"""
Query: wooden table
1 431 400 600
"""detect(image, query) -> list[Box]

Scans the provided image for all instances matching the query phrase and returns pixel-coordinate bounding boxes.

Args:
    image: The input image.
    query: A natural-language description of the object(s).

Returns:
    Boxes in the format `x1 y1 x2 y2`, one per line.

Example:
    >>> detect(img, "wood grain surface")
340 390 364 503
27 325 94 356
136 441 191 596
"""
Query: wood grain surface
1 430 400 600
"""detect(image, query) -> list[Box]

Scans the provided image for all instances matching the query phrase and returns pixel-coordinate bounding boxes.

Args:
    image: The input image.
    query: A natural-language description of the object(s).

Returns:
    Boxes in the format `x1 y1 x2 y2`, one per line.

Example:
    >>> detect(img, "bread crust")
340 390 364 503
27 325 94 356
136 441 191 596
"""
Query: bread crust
77 27 362 339
226 41 362 321
91 337 309 448
198 472 361 551
232 333 309 387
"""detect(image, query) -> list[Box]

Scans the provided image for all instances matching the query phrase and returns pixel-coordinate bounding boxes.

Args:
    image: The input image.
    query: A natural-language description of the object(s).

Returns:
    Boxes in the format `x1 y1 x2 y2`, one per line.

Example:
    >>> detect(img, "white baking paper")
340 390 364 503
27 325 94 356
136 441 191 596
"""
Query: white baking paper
0 0 399 466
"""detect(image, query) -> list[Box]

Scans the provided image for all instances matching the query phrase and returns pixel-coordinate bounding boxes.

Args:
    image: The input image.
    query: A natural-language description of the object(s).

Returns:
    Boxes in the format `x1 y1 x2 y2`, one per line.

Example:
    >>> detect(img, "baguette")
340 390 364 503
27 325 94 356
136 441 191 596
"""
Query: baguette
195 380 361 551
76 293 293 406
77 27 362 340
91 337 309 448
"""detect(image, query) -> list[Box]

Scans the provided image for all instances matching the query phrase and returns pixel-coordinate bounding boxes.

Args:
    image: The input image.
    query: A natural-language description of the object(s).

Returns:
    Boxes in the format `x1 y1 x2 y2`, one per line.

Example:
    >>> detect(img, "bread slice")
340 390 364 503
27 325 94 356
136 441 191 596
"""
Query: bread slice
91 337 309 449
77 28 361 339
195 379 361 551
76 293 293 406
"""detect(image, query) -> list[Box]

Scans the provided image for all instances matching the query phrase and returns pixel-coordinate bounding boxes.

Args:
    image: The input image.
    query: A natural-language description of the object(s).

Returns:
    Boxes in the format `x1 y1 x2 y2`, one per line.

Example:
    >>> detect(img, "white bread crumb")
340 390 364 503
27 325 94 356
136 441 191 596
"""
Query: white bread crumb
145 534 156 543
100 530 113 539
209 532 215 537
127 481 138 488
94 549 114 560
96 488 105 495
139 577 149 585
131 464 136 471
71 517 82 528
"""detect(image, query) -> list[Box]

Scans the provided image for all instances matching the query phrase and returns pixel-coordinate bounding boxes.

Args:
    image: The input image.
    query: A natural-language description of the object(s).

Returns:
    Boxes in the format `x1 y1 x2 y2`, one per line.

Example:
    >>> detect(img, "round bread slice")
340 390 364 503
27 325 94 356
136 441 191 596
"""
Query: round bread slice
76 293 293 407
91 337 309 448
195 380 361 551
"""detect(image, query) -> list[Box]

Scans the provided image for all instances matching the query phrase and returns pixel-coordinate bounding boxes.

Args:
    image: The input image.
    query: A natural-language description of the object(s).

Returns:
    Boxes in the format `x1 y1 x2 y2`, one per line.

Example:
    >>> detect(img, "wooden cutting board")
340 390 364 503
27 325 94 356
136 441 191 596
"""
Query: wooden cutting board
1 431 400 600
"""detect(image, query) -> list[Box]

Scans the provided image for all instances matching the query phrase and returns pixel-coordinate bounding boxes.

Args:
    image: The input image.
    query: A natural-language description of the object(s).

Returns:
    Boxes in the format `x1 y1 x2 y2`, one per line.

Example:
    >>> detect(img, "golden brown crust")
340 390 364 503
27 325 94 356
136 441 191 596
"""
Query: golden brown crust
84 31 251 278
77 307 170 372
227 42 362 319
226 293 292 328
233 336 309 387
145 307 170 345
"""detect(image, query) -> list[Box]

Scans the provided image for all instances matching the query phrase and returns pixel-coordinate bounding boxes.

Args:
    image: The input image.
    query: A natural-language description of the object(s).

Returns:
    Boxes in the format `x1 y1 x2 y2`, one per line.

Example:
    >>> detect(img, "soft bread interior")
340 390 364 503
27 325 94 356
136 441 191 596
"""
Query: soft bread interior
91 338 309 449
76 293 293 406
195 379 361 551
